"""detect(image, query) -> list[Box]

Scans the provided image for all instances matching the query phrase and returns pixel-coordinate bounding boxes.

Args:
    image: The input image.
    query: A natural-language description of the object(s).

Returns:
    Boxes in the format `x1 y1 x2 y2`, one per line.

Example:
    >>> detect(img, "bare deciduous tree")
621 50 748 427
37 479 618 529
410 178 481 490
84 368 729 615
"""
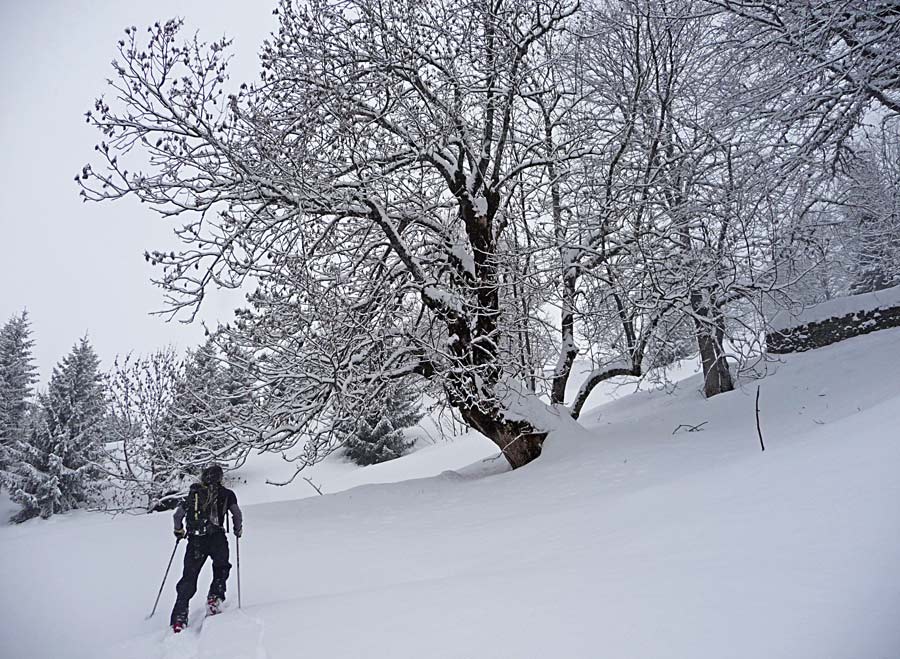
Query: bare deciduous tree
711 0 900 157
82 2 605 470
80 0 880 476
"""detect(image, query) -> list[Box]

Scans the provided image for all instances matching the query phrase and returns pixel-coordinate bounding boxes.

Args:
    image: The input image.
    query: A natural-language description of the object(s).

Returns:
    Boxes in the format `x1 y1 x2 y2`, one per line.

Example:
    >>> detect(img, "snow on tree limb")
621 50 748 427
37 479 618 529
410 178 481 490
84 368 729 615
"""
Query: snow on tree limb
78 0 888 468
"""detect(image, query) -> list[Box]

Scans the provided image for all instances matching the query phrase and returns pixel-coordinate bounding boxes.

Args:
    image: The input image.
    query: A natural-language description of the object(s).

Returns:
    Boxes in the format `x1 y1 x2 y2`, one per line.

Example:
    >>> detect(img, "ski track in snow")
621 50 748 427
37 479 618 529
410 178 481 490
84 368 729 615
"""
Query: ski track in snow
105 603 268 659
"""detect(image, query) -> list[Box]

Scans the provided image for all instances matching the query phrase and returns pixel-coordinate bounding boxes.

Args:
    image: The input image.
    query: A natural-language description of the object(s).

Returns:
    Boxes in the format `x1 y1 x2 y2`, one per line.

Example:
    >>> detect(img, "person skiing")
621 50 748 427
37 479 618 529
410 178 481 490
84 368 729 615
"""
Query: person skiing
169 463 243 633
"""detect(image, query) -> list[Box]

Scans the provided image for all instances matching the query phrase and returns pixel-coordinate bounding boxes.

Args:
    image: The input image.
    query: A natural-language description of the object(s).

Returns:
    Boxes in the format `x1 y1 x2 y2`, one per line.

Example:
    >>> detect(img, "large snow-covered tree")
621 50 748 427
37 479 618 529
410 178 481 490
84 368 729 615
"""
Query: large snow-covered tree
79 0 621 469
569 0 829 398
2 337 106 522
704 1 900 310
0 310 39 471
79 0 865 470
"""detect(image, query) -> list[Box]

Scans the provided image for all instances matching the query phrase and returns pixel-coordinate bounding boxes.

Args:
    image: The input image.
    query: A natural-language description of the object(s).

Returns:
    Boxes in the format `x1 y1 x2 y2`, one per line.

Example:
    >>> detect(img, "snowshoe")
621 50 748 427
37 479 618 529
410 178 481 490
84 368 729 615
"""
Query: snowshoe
172 620 187 634
206 596 223 616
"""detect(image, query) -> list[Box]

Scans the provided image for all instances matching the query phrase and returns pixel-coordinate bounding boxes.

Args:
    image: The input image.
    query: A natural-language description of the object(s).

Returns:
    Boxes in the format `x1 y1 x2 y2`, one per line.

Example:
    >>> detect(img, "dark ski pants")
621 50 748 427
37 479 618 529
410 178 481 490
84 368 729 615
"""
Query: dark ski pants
170 532 231 625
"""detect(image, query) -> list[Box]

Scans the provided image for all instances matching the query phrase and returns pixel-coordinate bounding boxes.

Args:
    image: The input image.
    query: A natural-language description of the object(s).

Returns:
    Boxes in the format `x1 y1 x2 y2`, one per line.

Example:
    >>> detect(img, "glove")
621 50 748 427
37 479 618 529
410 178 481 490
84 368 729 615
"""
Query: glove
174 527 186 540
234 528 243 538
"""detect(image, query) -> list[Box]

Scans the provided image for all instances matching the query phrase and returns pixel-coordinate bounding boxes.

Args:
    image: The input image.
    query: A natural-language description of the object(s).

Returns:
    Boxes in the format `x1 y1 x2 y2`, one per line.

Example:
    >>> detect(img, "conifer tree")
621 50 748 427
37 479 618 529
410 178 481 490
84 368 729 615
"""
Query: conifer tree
0 311 39 471
2 337 106 522
162 335 246 473
343 382 422 466
220 335 256 409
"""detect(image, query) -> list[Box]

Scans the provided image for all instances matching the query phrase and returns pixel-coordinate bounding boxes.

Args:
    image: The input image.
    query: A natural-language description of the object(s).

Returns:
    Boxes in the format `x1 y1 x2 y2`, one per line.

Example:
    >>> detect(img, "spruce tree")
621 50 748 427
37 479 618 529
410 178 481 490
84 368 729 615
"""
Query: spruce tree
220 335 256 409
162 335 243 474
343 382 422 466
2 337 106 522
0 311 39 471
165 337 223 463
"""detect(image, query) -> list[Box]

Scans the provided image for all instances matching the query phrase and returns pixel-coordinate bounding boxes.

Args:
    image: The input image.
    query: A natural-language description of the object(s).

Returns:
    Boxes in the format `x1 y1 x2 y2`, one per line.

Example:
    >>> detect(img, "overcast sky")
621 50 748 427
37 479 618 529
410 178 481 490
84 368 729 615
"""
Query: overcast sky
0 1 277 383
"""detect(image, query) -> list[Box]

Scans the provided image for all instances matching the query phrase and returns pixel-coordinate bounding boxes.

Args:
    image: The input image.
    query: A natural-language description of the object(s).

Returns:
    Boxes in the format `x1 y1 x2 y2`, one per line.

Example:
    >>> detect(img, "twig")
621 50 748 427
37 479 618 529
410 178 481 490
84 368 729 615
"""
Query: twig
756 385 765 452
303 477 324 496
672 421 708 435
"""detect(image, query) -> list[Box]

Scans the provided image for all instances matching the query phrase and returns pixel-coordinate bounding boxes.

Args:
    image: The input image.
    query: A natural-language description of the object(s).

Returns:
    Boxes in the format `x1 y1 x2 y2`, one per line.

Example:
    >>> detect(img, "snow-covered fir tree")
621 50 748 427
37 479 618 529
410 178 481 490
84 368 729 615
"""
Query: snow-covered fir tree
0 310 39 471
343 382 422 466
220 335 257 409
2 337 106 522
162 335 247 474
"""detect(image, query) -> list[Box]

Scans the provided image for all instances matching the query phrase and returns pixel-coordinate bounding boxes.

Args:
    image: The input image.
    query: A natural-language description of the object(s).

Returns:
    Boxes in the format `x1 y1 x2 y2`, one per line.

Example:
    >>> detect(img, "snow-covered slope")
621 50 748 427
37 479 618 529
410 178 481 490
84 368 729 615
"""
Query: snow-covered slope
2 330 899 659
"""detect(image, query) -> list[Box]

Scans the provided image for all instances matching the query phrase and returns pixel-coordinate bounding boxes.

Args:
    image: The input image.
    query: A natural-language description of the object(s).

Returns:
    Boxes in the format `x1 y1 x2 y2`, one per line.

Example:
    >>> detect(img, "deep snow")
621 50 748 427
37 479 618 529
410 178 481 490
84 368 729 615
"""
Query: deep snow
2 329 899 658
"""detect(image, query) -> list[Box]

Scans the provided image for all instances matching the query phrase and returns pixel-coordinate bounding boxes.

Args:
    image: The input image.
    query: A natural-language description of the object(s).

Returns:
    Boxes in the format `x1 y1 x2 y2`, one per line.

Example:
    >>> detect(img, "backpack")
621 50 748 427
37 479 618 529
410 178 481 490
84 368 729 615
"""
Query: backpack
184 482 221 536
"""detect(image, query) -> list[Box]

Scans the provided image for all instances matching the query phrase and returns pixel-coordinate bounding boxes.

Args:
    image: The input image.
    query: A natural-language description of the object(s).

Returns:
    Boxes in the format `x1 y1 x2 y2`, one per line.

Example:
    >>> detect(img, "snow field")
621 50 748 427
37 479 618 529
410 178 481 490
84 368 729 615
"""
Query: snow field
2 329 899 658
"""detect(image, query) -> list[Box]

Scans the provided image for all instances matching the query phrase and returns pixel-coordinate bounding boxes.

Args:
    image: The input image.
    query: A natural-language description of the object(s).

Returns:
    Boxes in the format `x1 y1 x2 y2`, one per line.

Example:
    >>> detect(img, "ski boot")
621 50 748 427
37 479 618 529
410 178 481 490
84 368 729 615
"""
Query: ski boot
172 620 187 634
207 595 223 616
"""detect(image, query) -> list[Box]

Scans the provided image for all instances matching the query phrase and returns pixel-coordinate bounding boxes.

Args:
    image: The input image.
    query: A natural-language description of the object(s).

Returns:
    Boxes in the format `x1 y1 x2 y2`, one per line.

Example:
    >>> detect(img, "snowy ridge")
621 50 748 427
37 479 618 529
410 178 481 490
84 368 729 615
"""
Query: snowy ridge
2 329 900 658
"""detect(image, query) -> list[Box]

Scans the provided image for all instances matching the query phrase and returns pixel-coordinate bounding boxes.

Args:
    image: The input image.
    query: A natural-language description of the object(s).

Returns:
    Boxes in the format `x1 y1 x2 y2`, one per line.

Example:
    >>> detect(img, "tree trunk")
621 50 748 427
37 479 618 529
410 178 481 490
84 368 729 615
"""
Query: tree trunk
693 311 734 398
551 268 578 405
460 406 546 469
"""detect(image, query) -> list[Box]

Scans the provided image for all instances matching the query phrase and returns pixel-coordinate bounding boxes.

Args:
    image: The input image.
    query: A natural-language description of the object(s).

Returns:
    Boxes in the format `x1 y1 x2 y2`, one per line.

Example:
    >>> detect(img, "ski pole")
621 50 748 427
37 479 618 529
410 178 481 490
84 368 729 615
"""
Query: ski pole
236 535 242 608
149 538 181 619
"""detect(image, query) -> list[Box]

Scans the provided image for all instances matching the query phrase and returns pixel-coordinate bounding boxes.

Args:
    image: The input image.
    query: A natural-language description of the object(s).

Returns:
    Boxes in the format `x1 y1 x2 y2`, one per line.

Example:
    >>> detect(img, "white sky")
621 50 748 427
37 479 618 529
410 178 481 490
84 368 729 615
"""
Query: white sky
0 1 277 383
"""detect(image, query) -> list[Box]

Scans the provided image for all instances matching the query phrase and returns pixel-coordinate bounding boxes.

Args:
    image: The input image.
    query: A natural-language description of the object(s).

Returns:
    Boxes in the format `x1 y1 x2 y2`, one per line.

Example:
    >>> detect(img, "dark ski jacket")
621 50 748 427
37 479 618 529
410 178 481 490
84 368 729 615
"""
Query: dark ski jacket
173 485 243 536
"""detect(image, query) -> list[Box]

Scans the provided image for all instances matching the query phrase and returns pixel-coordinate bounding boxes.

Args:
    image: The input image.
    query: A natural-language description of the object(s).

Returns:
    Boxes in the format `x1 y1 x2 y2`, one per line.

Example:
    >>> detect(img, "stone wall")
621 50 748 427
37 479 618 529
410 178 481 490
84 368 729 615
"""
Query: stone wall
767 302 900 354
